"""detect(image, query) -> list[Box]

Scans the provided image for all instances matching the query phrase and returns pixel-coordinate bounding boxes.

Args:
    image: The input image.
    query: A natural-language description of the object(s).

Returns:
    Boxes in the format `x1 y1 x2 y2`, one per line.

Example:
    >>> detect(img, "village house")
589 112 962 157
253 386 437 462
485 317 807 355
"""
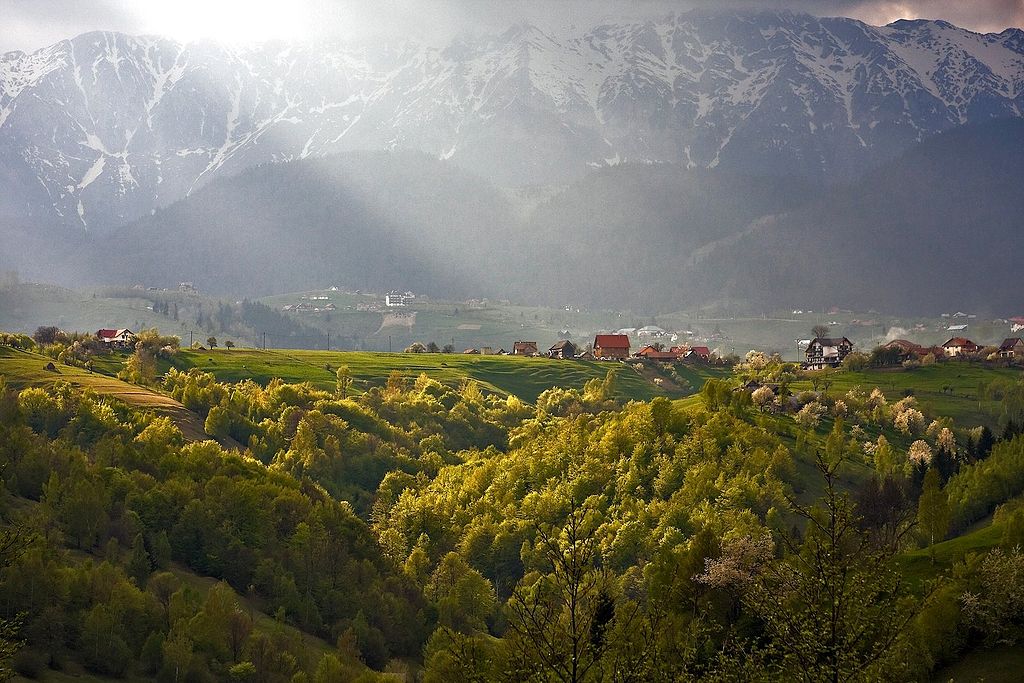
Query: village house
999 338 1024 359
548 340 577 359
513 341 539 357
178 282 198 295
593 334 630 360
804 337 853 369
685 346 712 362
96 328 136 349
942 337 979 358
878 339 926 363
634 345 679 361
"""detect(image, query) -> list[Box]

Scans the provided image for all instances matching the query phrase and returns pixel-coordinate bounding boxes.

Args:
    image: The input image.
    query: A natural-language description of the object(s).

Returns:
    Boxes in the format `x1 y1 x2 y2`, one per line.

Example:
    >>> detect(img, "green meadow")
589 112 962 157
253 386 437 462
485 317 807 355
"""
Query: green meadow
165 348 725 403
790 363 1022 427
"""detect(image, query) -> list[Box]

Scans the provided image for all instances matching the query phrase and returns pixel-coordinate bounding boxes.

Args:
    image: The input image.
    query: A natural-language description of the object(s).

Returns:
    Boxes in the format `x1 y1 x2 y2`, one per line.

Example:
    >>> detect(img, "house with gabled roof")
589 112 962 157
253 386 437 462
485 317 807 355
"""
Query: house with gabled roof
686 346 712 362
513 341 539 357
877 339 926 364
635 345 679 362
593 334 630 360
96 328 136 348
804 337 853 370
999 338 1024 359
942 337 978 358
548 340 577 359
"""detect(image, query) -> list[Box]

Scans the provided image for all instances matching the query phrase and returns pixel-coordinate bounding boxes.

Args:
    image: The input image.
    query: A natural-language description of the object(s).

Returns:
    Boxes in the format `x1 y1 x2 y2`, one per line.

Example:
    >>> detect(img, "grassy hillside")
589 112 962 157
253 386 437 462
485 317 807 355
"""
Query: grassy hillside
166 348 723 403
790 363 1022 427
0 346 219 443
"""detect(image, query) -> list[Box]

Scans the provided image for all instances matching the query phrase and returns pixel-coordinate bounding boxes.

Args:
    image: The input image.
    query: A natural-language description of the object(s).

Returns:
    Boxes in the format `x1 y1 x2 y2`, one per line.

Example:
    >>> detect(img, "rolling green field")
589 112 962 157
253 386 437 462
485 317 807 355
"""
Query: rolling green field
166 348 725 403
791 363 1022 427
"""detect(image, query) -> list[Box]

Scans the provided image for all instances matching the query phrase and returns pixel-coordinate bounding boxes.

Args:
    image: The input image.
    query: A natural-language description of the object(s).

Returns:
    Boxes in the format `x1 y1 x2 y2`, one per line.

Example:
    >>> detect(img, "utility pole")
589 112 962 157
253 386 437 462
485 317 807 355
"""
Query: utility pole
262 332 266 350
189 330 193 347
388 335 392 353
327 331 330 351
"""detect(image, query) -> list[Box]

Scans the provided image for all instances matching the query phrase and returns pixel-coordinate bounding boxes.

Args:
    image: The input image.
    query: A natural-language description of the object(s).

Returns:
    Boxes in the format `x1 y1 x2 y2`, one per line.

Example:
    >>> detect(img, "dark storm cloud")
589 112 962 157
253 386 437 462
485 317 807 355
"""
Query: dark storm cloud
2 0 1022 53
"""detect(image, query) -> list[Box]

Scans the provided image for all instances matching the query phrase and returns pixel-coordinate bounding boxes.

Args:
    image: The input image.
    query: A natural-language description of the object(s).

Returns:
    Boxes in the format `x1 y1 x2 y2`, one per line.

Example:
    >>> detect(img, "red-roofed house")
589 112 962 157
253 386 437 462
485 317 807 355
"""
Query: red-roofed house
593 334 630 360
942 337 978 357
635 345 679 361
96 328 136 348
686 346 712 361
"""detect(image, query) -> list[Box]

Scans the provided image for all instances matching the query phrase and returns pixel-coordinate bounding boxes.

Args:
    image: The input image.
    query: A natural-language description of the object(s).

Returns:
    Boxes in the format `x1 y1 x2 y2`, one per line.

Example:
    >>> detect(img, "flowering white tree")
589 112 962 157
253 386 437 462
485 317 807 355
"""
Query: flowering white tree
796 401 825 428
938 427 956 454
894 408 925 436
751 385 775 412
908 440 933 467
696 534 775 591
961 547 1024 646
832 399 848 417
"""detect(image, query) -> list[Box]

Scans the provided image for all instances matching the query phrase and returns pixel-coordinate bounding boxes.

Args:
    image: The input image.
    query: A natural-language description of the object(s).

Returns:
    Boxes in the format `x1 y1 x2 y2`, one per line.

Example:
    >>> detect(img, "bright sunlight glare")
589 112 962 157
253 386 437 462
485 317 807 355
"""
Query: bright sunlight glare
132 0 308 44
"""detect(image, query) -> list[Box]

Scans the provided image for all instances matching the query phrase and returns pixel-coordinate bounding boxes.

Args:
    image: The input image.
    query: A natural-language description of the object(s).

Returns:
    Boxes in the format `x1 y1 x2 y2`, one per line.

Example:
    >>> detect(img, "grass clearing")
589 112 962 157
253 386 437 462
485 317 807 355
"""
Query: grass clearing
899 521 1004 587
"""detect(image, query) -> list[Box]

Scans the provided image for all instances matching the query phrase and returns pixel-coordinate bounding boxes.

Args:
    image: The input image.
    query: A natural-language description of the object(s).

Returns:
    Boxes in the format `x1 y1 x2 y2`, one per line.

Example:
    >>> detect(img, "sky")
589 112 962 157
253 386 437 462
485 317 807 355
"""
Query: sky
2 0 1023 52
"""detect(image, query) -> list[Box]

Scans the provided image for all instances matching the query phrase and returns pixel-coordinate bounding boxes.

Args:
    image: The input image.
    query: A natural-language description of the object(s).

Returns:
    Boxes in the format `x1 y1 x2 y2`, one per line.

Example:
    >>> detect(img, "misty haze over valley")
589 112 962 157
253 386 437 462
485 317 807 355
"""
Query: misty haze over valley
1 7 1022 315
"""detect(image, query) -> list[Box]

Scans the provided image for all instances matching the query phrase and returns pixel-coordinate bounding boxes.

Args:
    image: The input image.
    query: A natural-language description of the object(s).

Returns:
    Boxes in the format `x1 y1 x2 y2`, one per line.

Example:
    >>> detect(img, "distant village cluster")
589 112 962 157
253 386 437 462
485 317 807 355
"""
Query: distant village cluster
801 334 1024 371
459 334 714 363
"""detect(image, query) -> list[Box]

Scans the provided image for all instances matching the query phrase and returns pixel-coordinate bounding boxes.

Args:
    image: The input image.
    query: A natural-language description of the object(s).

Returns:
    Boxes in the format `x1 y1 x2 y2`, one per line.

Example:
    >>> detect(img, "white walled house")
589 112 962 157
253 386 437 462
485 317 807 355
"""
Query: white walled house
804 337 853 369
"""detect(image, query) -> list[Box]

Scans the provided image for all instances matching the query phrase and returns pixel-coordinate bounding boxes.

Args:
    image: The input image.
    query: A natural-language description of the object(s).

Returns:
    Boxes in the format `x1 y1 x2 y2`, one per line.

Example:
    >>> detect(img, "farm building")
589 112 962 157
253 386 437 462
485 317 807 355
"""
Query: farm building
999 338 1024 359
593 334 630 360
513 341 539 356
635 345 679 361
548 340 577 359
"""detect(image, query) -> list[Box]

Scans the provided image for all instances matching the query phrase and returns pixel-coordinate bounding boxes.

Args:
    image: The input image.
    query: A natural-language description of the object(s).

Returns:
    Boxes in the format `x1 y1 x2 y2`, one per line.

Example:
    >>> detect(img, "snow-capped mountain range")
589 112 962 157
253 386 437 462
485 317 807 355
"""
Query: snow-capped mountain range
2 10 1022 231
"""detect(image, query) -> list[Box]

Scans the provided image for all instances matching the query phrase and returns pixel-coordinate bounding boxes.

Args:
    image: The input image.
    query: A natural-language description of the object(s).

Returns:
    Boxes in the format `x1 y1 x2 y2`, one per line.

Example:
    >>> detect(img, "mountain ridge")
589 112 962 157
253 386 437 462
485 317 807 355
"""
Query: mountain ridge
1 10 1022 231
5 119 1014 315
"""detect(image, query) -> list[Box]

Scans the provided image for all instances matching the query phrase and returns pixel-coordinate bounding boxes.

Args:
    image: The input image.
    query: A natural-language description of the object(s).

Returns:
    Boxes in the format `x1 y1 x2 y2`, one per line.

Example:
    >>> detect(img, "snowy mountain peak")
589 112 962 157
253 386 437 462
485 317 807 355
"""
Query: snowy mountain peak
1 12 1023 232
